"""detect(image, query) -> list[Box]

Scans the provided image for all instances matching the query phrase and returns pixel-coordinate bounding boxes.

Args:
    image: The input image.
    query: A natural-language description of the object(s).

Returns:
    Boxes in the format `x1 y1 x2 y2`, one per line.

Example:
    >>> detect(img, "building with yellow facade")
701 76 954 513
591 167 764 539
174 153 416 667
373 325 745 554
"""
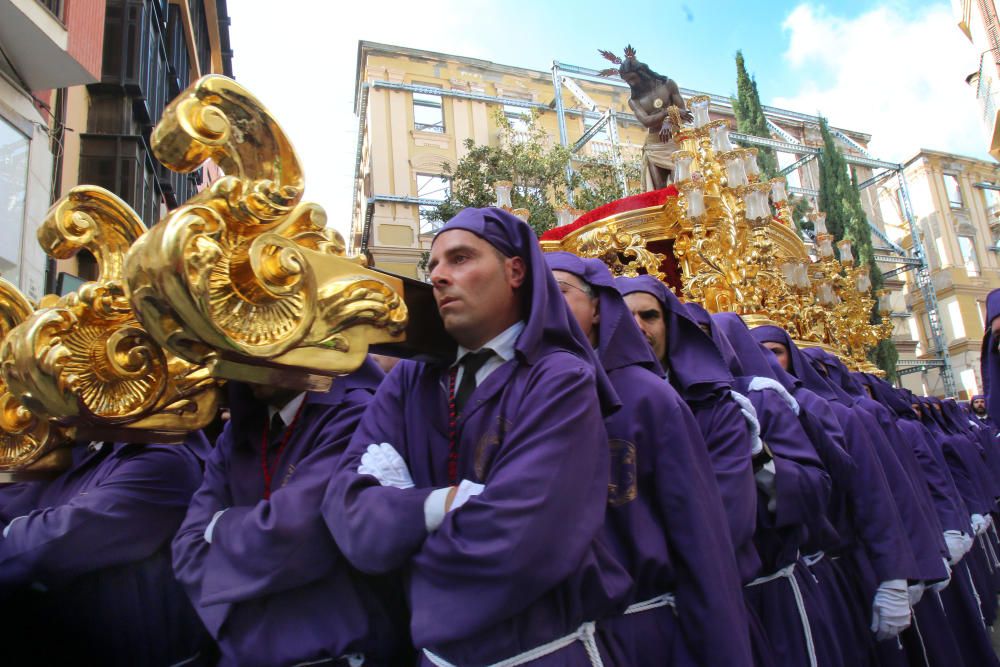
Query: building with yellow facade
352 41 957 388
350 41 888 279
956 0 1000 160
879 149 1000 397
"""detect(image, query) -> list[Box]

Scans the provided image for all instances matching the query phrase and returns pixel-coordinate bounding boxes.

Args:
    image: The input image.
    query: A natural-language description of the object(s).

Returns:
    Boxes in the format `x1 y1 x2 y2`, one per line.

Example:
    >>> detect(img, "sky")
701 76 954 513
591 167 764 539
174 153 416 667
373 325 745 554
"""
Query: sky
229 0 990 237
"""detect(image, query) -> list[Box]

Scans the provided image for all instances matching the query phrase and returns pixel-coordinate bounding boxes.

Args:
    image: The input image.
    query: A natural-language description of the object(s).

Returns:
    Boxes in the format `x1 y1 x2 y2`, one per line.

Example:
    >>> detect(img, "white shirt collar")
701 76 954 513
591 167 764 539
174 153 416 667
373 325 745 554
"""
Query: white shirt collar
453 320 525 367
267 392 307 424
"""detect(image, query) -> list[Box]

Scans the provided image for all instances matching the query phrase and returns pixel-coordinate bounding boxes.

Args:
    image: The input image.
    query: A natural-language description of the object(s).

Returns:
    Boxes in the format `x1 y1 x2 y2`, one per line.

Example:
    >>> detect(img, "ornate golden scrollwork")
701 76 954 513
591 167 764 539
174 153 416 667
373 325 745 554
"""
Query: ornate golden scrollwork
0 278 71 473
127 75 408 389
0 186 220 443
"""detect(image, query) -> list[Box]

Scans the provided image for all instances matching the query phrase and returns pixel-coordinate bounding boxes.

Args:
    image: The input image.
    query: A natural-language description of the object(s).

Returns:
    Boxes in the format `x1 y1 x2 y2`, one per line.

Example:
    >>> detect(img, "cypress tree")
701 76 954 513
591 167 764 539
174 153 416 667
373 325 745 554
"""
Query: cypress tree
733 51 779 179
817 117 899 381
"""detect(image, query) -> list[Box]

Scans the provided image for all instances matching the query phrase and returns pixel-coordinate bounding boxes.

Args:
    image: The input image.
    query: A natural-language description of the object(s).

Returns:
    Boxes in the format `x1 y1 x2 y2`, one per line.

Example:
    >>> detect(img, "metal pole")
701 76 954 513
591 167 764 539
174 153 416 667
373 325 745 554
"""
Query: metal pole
551 62 574 205
897 171 957 395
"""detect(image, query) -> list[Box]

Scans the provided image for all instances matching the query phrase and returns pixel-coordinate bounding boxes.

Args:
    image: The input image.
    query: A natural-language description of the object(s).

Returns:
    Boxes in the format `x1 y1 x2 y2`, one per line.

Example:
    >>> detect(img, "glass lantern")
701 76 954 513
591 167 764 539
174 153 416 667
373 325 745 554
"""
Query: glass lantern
725 157 748 188
837 240 854 265
672 151 695 183
690 97 711 128
493 181 513 209
811 212 828 236
770 178 787 203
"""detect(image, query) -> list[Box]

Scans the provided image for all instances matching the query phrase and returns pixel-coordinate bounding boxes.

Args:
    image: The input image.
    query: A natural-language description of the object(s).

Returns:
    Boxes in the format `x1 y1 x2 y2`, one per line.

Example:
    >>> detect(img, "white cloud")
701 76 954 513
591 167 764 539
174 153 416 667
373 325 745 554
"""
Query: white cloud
228 0 503 237
773 3 991 164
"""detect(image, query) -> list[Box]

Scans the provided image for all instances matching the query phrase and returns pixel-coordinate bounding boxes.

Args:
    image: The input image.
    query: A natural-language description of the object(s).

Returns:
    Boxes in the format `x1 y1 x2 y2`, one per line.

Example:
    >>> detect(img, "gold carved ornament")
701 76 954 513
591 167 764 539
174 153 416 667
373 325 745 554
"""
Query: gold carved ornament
126 75 409 390
0 279 71 473
542 104 892 366
0 186 221 445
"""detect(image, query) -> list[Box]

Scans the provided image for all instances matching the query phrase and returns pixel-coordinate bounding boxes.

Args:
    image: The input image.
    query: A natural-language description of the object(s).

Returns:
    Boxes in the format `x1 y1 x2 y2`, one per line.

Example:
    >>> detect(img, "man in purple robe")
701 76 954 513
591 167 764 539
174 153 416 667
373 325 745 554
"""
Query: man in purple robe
750 327 939 665
325 208 631 666
172 359 409 667
981 288 1000 426
0 434 208 666
614 276 760 587
544 252 753 667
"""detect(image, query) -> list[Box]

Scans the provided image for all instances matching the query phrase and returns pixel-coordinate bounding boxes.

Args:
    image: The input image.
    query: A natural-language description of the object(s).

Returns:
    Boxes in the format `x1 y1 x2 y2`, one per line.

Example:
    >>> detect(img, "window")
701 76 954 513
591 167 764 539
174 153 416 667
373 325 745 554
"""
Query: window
413 91 445 133
503 104 531 134
0 115 29 282
983 185 1000 216
416 174 450 234
583 114 610 144
0 115 28 228
958 235 979 277
943 174 963 208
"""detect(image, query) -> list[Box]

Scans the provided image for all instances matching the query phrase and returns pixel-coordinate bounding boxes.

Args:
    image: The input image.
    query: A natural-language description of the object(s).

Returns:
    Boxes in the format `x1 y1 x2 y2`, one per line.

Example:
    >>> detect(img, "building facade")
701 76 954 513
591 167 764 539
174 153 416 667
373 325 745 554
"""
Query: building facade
878 149 1000 397
1 0 105 301
1 0 233 300
351 41 886 280
956 0 1000 160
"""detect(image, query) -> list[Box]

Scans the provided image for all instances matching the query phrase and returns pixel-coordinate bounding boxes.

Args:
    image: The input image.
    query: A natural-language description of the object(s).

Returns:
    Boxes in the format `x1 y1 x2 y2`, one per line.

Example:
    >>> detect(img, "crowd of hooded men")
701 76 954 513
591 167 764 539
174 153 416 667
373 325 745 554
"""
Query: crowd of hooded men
3 207 1000 667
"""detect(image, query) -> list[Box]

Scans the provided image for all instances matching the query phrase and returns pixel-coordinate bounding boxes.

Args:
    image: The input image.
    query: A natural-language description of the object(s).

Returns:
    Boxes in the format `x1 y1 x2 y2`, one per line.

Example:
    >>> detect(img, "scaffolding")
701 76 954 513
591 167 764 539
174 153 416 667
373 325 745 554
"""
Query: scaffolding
354 59 956 393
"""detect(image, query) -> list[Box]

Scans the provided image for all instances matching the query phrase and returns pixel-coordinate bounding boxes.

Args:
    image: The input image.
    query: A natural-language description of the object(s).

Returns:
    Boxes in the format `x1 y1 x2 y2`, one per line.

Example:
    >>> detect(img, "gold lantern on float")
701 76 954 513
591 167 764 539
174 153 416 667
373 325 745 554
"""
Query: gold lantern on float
541 98 892 370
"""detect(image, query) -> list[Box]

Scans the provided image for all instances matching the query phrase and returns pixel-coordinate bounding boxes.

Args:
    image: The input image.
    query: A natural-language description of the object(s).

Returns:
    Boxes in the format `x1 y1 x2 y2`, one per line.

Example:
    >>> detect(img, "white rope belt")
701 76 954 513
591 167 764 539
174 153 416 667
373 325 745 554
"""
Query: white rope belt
802 551 826 567
423 621 604 667
746 562 818 667
624 592 677 615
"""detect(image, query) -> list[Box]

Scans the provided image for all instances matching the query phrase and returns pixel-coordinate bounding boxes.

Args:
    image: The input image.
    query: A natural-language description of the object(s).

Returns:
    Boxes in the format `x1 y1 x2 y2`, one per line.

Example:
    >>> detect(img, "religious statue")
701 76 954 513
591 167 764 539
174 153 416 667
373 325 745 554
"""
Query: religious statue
599 46 692 190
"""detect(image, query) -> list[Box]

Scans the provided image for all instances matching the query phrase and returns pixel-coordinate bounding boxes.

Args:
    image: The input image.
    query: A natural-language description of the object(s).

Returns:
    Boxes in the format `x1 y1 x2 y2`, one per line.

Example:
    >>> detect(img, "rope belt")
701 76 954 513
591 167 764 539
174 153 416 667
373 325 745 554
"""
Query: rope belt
423 622 604 667
746 562 818 667
802 551 826 567
624 592 677 615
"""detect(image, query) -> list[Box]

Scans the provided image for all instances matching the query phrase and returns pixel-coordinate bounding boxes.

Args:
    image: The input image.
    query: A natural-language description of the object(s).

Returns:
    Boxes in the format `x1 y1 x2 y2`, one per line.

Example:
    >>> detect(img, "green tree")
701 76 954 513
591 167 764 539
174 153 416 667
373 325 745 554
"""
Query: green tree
733 51 812 231
426 109 637 237
817 117 899 381
732 51 779 179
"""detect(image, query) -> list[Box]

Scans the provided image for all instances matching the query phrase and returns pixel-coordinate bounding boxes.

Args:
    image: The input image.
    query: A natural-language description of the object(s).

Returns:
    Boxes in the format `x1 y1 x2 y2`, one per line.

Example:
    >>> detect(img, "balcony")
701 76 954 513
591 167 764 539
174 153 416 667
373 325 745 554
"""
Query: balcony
0 0 97 90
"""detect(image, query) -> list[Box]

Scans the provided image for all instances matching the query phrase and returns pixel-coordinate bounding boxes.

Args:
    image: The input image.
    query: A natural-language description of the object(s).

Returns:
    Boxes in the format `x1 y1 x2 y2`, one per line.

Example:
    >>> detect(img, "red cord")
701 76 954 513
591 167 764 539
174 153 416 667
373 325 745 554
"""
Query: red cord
261 399 306 500
447 367 459 484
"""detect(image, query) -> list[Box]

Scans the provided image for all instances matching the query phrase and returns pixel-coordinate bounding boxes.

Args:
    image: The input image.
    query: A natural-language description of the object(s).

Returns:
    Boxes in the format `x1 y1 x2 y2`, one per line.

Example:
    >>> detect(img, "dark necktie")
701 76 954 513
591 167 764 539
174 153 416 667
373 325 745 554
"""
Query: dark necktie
268 412 286 449
455 350 493 416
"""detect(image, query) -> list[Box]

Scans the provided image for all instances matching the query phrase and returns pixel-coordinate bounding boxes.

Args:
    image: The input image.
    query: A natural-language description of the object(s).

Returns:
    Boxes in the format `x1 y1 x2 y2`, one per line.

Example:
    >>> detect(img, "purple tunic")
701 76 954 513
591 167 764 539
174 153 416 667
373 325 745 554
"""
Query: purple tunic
327 209 631 665
172 359 408 667
616 276 760 583
982 288 1000 425
546 253 753 667
0 435 207 666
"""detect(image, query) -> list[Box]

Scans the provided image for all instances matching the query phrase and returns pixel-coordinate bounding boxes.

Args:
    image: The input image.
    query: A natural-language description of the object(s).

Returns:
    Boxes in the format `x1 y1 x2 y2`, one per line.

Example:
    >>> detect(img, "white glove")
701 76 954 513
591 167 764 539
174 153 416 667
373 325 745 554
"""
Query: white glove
972 513 988 536
871 579 911 640
729 390 763 455
931 557 952 593
204 509 228 544
424 479 485 532
907 581 926 607
944 530 970 565
755 460 778 513
450 479 485 511
358 442 414 489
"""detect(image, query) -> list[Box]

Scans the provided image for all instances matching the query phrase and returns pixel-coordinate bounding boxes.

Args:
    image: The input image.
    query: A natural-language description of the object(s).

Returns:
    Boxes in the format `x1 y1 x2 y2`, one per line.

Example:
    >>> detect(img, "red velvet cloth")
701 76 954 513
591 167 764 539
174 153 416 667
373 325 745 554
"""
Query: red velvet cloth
540 185 680 241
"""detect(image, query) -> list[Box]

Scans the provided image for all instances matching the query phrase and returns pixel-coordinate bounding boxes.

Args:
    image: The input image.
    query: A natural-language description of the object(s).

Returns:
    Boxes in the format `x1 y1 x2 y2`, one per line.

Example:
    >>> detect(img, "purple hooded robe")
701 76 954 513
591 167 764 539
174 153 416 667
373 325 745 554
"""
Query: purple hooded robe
172 359 410 667
615 276 760 585
325 208 632 666
0 435 207 666
981 288 1000 426
707 313 852 667
544 253 753 667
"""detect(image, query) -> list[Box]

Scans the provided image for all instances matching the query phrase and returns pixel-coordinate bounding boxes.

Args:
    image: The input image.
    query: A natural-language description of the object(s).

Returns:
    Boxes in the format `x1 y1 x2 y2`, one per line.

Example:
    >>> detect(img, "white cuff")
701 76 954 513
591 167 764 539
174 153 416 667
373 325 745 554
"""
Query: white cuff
3 515 26 538
204 509 228 544
424 487 451 532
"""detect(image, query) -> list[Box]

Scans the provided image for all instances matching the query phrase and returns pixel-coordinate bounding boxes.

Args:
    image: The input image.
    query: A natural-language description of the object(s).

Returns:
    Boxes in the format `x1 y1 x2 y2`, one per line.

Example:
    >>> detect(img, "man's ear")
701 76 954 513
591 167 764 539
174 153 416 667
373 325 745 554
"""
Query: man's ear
592 295 601 324
507 256 526 289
